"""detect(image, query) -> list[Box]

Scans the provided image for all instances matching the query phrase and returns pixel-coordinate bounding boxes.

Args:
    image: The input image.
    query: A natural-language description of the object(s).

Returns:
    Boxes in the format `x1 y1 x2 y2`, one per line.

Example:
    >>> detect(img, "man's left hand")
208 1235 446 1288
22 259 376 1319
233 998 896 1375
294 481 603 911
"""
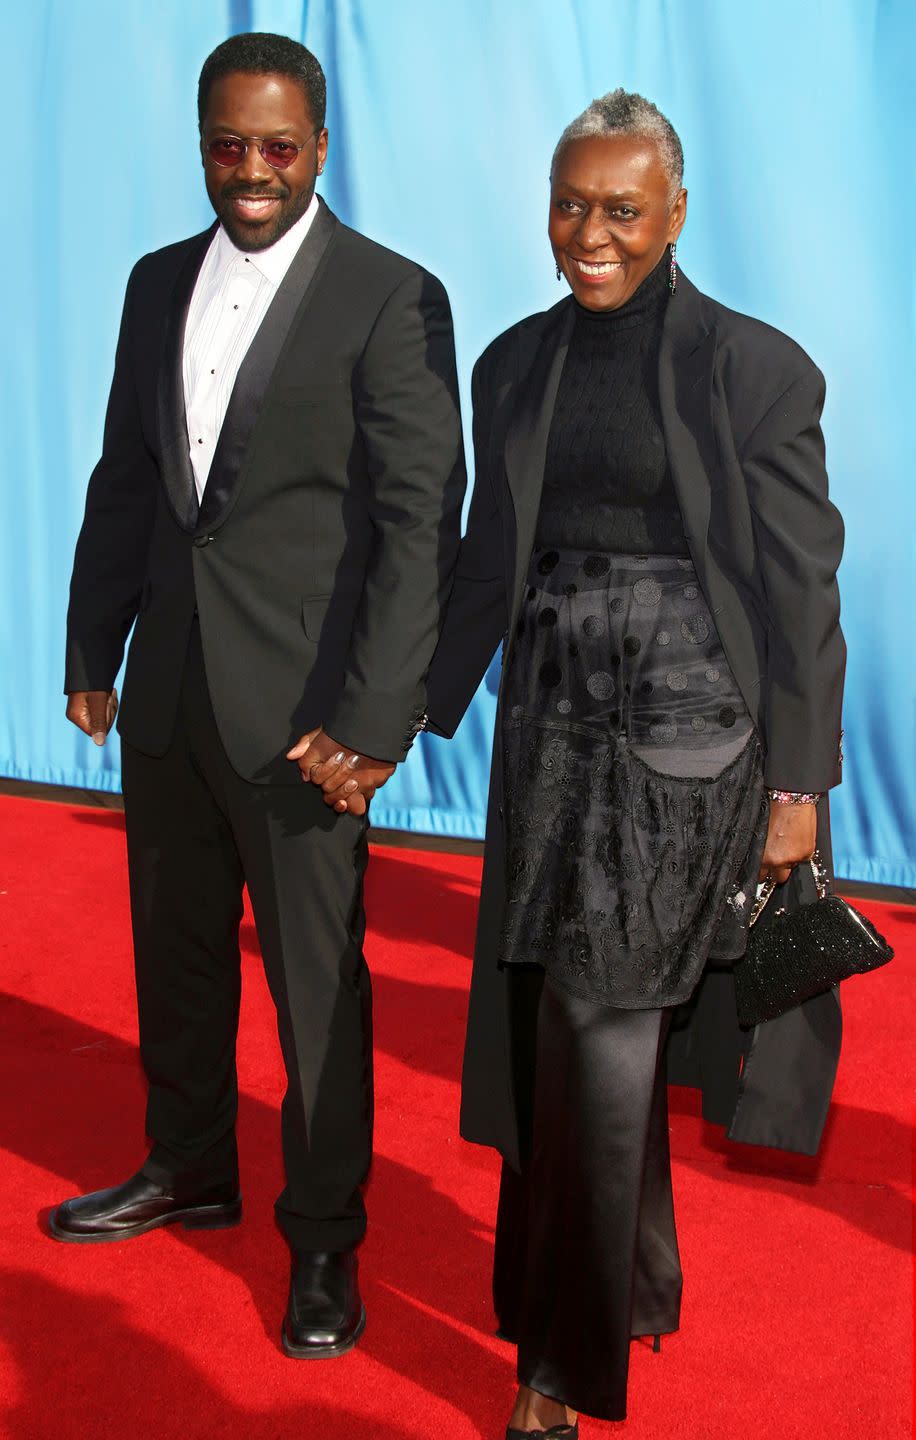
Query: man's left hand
287 728 396 814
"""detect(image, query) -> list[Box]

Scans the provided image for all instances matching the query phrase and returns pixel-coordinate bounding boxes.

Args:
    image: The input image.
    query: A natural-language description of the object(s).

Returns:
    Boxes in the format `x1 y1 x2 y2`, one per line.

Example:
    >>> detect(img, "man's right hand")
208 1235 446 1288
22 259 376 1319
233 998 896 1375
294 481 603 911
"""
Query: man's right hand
66 689 119 746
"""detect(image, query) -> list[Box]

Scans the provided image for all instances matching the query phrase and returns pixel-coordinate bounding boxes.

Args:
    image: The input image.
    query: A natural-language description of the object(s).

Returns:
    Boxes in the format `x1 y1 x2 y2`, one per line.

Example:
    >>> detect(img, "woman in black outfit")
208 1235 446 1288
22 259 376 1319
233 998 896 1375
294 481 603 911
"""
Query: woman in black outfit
425 90 845 1436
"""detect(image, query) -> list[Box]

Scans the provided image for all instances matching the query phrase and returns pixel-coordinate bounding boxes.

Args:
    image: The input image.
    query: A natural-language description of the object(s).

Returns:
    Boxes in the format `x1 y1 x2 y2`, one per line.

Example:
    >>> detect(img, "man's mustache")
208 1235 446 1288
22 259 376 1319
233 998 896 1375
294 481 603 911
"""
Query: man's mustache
221 183 289 201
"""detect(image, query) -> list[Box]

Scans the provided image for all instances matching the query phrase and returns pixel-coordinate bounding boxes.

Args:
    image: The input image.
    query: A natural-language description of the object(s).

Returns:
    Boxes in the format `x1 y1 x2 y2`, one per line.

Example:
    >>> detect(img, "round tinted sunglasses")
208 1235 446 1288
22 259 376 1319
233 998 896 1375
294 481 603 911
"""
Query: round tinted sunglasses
205 128 320 170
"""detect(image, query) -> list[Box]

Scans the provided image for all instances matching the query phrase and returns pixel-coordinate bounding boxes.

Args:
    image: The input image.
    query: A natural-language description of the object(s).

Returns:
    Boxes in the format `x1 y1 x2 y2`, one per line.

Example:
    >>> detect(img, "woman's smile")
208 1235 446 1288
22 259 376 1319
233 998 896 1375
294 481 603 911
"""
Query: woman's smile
568 256 625 285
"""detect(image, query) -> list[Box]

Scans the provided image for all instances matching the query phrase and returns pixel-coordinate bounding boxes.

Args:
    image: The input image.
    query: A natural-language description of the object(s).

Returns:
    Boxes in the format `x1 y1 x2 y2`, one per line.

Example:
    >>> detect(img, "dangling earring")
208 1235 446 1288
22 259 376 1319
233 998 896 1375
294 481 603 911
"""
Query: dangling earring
668 242 678 294
556 263 563 283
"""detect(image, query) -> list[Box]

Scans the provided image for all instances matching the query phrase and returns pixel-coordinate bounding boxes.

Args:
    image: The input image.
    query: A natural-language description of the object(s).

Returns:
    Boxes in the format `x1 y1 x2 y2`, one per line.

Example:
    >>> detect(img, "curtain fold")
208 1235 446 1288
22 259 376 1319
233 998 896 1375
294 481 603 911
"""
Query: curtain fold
2 0 913 884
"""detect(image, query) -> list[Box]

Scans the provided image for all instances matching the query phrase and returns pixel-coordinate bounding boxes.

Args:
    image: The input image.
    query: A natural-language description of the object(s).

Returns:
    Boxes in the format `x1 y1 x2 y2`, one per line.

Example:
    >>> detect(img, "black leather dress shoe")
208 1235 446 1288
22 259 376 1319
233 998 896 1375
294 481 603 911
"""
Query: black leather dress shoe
282 1249 366 1359
49 1170 242 1243
506 1426 578 1439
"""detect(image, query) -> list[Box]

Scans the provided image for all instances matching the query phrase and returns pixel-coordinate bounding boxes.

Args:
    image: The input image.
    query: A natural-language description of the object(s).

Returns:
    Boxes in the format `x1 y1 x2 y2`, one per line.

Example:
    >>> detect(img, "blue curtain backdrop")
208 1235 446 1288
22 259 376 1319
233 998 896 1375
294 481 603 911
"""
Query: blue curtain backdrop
1 0 913 885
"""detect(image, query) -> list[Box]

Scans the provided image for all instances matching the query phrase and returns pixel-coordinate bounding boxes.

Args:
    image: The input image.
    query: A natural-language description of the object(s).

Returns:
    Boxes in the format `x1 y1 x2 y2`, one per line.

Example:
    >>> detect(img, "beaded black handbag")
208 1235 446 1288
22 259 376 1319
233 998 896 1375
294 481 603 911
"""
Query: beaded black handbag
733 850 894 1028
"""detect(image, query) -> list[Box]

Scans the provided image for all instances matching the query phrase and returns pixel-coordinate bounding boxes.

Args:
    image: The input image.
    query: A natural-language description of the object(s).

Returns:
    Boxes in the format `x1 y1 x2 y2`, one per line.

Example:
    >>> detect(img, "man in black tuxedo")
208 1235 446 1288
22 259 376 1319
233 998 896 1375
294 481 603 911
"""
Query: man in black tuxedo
54 33 465 1358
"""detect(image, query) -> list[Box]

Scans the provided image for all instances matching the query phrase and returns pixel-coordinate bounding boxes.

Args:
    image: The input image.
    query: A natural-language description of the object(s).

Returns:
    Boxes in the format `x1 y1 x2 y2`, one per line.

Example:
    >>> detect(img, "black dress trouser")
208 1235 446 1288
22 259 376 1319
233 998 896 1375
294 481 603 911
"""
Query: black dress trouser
120 619 373 1253
494 977 682 1422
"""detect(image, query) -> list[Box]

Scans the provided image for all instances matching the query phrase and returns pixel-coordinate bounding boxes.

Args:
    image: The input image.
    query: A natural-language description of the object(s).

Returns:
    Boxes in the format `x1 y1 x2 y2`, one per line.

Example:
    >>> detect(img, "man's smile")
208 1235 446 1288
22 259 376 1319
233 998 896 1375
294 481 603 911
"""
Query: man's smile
223 190 286 224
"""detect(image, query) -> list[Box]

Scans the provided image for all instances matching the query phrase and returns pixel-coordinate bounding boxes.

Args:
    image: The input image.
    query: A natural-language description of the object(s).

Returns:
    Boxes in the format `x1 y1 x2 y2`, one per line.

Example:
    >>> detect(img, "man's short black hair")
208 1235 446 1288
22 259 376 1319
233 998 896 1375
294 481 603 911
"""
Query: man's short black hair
198 32 326 130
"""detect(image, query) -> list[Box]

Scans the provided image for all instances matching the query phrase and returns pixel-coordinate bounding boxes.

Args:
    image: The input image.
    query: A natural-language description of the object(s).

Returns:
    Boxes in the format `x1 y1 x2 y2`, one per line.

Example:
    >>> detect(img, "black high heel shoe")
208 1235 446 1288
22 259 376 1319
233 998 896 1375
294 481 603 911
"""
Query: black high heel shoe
506 1425 579 1439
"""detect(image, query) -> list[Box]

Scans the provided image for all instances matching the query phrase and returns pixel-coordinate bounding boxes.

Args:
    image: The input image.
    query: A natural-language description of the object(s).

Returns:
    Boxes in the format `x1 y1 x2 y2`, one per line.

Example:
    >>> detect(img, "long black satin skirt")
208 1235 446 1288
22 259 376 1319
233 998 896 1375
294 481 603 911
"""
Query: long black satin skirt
494 978 681 1422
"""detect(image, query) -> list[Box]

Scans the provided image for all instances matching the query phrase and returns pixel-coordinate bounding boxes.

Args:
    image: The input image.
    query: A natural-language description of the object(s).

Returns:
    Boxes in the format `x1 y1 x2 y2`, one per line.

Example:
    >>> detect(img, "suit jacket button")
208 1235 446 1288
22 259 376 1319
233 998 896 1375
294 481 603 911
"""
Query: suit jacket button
193 533 214 548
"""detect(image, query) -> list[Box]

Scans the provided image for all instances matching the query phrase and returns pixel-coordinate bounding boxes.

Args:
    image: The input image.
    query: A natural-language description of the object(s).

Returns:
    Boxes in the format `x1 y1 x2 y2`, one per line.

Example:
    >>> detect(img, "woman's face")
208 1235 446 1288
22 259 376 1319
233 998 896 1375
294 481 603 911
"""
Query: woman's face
549 134 686 311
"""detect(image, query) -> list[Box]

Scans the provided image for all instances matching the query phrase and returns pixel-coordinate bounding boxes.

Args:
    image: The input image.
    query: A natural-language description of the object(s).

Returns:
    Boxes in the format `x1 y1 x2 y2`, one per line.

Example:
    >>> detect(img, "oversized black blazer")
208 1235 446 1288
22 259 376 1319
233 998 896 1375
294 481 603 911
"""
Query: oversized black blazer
66 198 466 776
426 271 846 1167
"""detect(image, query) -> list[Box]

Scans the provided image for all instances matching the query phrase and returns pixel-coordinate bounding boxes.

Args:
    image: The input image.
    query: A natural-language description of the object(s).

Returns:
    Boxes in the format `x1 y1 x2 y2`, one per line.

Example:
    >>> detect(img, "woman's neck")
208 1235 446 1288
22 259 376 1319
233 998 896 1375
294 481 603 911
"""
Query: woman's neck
572 248 671 328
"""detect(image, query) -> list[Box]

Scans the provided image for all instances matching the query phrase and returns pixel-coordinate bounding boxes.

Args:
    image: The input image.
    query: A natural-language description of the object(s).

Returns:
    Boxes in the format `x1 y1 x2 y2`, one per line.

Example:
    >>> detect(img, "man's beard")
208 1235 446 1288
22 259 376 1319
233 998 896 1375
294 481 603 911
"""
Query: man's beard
215 181 313 252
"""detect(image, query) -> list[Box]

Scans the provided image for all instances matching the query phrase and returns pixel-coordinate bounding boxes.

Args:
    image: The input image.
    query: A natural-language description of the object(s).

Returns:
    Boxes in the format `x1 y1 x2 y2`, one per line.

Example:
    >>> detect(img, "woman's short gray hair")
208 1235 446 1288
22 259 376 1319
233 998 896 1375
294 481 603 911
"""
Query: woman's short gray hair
552 89 684 202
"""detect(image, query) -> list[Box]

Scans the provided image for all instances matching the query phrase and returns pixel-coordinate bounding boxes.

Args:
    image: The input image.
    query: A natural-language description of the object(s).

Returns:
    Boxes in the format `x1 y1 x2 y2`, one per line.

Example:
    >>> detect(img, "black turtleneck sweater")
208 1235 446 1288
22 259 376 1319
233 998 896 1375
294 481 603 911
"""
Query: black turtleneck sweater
535 252 689 556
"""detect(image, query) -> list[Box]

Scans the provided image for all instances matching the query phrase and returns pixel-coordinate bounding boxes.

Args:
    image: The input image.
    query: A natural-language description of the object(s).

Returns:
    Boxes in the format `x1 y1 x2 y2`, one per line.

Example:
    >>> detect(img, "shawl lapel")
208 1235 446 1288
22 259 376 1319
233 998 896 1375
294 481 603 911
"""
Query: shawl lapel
659 272 766 726
196 198 337 536
156 226 216 533
657 272 718 556
503 299 575 626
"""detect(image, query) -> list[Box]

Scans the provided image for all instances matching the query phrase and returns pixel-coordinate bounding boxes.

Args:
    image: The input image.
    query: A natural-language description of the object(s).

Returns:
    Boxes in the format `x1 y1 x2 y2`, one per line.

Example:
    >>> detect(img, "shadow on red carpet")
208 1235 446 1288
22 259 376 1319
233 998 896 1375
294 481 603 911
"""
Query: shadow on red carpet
0 796 911 1439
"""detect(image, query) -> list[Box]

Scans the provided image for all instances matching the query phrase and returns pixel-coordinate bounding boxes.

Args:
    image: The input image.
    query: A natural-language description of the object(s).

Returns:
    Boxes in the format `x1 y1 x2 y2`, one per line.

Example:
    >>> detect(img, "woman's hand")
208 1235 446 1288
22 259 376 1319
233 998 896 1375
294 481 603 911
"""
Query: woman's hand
758 799 818 884
320 754 397 815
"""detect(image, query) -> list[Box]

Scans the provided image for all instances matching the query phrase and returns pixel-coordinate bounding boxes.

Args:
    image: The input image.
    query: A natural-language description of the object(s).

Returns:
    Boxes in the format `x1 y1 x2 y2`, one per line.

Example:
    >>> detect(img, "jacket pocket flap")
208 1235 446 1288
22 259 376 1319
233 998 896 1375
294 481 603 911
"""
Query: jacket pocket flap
301 596 331 642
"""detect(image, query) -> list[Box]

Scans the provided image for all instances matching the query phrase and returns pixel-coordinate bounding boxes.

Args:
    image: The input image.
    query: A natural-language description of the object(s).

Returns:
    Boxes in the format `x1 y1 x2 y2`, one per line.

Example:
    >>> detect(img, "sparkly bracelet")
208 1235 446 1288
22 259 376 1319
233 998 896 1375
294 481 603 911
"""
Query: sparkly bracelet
767 789 821 805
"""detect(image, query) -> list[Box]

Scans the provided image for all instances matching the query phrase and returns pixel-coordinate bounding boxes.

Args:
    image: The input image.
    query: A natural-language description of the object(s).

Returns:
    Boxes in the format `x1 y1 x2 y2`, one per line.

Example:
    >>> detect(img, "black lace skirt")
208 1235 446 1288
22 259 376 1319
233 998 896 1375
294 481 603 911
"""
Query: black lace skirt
499 548 768 1008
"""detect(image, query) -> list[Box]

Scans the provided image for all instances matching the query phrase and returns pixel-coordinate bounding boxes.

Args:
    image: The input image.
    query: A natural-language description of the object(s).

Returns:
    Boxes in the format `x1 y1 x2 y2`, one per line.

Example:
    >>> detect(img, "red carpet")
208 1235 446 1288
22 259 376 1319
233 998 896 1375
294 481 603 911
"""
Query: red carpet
0 793 912 1438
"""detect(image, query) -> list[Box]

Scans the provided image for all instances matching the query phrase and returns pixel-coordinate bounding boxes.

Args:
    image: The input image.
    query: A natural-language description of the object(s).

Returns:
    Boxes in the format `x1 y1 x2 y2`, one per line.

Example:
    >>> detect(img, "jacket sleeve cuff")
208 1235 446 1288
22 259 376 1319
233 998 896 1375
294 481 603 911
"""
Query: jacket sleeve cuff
64 639 121 695
323 692 427 764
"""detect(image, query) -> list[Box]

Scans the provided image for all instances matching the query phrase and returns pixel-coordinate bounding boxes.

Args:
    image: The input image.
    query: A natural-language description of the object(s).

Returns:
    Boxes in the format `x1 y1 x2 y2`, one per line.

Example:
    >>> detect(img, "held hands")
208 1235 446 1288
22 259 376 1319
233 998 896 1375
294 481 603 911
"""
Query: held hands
287 727 396 815
757 799 818 885
66 689 119 746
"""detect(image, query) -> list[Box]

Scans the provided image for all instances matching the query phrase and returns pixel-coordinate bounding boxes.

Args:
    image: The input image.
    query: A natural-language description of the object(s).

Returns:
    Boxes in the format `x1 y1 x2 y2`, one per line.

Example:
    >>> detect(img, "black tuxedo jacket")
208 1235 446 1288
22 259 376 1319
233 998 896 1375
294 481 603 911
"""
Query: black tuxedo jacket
66 198 466 777
425 272 846 1169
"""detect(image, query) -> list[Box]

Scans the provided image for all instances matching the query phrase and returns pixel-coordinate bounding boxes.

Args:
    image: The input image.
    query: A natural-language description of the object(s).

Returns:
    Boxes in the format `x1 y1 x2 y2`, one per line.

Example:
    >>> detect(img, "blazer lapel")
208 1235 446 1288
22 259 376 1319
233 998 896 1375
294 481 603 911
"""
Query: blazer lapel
156 226 216 532
503 299 575 625
658 272 718 555
195 199 337 535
